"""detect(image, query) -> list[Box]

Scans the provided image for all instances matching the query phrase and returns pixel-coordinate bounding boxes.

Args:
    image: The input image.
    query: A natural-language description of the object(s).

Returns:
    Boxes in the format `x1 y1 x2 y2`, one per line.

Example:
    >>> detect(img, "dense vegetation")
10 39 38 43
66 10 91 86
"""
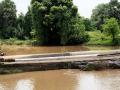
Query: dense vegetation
0 0 33 40
31 0 89 45
90 0 120 45
0 0 120 46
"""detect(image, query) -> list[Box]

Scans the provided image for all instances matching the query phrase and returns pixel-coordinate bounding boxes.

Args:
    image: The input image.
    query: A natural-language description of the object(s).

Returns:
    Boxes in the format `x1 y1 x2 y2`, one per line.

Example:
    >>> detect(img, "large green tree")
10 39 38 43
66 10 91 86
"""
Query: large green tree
91 0 120 31
31 0 88 45
91 3 109 31
102 18 120 44
108 0 120 23
0 0 17 39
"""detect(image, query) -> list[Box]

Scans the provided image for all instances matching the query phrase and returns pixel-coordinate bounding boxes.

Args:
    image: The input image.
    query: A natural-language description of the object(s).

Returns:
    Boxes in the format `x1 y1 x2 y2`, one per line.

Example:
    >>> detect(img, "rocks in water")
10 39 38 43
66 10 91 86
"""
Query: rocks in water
0 57 4 62
109 60 120 69
0 53 5 56
71 60 120 71
83 62 105 71
0 50 5 56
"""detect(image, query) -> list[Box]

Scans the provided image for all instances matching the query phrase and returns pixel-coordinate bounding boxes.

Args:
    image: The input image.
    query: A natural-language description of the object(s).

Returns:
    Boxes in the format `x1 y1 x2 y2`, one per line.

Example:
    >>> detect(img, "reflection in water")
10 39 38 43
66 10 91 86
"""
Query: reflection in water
15 79 34 90
0 70 120 90
77 74 99 90
0 84 4 90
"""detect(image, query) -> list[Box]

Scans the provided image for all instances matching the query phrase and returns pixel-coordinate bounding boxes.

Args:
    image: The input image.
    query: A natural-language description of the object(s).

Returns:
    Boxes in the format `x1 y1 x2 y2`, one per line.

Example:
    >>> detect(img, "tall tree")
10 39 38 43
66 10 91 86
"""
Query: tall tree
15 13 25 40
108 0 120 24
91 0 120 30
31 0 88 45
0 0 17 39
91 3 109 32
24 7 33 39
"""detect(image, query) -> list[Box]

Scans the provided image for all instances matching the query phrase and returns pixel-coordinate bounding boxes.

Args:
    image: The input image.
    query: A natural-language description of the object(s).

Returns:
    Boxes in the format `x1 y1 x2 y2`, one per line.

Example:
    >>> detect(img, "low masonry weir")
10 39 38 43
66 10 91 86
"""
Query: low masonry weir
0 50 120 74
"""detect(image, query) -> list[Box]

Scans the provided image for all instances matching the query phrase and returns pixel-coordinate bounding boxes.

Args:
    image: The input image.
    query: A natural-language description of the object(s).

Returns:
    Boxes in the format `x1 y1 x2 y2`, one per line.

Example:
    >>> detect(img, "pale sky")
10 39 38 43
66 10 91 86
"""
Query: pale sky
73 0 110 18
1 0 120 18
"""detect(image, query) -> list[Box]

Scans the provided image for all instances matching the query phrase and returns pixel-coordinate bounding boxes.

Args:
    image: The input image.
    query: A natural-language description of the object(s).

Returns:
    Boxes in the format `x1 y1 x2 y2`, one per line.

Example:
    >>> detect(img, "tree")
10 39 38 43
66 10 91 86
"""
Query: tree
91 0 120 31
91 3 109 32
31 0 89 45
0 0 17 39
15 13 25 40
83 18 95 31
24 7 33 39
15 8 33 40
67 17 89 44
102 18 120 44
108 0 120 24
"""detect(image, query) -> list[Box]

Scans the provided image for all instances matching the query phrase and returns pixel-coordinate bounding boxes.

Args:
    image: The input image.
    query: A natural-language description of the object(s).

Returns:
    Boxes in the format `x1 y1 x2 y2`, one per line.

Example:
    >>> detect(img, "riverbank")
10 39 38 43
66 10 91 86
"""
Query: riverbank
0 38 34 46
0 50 120 74
0 59 120 74
0 31 118 46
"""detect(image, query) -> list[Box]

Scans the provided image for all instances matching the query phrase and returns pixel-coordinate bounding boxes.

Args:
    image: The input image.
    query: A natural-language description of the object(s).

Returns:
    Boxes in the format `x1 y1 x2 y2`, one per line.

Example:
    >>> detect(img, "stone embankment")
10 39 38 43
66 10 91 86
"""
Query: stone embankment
0 50 120 74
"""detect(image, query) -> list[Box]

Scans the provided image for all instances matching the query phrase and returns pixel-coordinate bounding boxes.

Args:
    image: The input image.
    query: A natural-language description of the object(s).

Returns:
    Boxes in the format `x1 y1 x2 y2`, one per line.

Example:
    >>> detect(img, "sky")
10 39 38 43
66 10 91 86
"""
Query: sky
73 0 110 18
1 0 120 18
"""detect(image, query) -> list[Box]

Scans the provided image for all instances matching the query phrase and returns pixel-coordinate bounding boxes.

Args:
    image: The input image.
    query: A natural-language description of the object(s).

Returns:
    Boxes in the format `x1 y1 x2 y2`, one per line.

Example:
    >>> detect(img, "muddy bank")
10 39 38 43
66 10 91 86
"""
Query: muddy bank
0 50 120 74
0 59 120 74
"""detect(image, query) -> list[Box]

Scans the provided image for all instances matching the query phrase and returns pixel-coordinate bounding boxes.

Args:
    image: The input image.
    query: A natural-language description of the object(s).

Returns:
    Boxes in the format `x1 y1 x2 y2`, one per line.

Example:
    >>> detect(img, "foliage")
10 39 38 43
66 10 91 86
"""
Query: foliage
24 7 33 39
0 0 17 39
91 0 120 31
102 18 120 44
108 0 120 24
15 10 32 40
83 18 95 31
87 30 112 45
31 0 89 45
15 13 25 40
91 3 109 31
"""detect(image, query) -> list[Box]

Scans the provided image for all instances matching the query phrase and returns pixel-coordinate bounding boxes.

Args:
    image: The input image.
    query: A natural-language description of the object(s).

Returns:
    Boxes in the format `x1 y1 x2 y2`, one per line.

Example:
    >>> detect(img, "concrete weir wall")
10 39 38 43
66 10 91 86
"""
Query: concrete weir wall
0 50 120 74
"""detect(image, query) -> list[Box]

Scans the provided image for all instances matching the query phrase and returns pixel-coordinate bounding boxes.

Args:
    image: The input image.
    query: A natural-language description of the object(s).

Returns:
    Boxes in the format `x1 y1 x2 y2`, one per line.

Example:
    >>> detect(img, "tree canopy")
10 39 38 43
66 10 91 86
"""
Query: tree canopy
91 0 120 31
31 0 89 45
102 18 120 44
0 0 17 39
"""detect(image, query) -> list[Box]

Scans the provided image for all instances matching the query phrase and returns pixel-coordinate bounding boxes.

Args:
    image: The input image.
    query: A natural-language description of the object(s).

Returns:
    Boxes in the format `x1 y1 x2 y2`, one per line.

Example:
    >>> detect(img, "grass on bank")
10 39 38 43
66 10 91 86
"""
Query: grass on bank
86 30 113 46
0 30 118 46
0 38 34 46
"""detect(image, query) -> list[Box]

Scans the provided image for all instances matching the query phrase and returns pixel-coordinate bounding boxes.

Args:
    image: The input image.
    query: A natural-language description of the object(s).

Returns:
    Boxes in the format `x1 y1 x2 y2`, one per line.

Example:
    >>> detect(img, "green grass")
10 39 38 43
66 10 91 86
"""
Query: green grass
0 38 35 46
0 31 117 46
86 30 113 45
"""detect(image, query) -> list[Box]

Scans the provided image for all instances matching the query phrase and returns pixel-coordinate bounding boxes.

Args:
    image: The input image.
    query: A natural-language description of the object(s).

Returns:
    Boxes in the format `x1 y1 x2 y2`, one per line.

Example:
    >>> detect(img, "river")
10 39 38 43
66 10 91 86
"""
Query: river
1 45 120 55
0 70 120 90
0 45 120 90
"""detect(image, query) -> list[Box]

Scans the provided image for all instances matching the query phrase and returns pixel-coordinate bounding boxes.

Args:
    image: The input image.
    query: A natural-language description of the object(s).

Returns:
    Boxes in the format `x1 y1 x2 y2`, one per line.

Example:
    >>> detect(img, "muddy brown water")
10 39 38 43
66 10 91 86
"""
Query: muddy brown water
0 70 120 90
0 45 120 90
1 45 120 55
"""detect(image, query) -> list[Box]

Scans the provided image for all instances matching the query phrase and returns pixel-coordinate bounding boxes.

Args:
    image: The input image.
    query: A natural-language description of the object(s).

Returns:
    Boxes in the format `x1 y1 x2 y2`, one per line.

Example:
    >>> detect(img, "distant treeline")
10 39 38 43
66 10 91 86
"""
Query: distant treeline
0 0 120 45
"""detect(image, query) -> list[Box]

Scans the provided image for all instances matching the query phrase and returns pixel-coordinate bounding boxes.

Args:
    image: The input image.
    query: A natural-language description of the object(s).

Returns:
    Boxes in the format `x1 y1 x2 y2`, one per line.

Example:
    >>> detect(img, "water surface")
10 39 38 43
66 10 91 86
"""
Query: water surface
0 70 120 90
1 45 120 55
0 45 120 90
